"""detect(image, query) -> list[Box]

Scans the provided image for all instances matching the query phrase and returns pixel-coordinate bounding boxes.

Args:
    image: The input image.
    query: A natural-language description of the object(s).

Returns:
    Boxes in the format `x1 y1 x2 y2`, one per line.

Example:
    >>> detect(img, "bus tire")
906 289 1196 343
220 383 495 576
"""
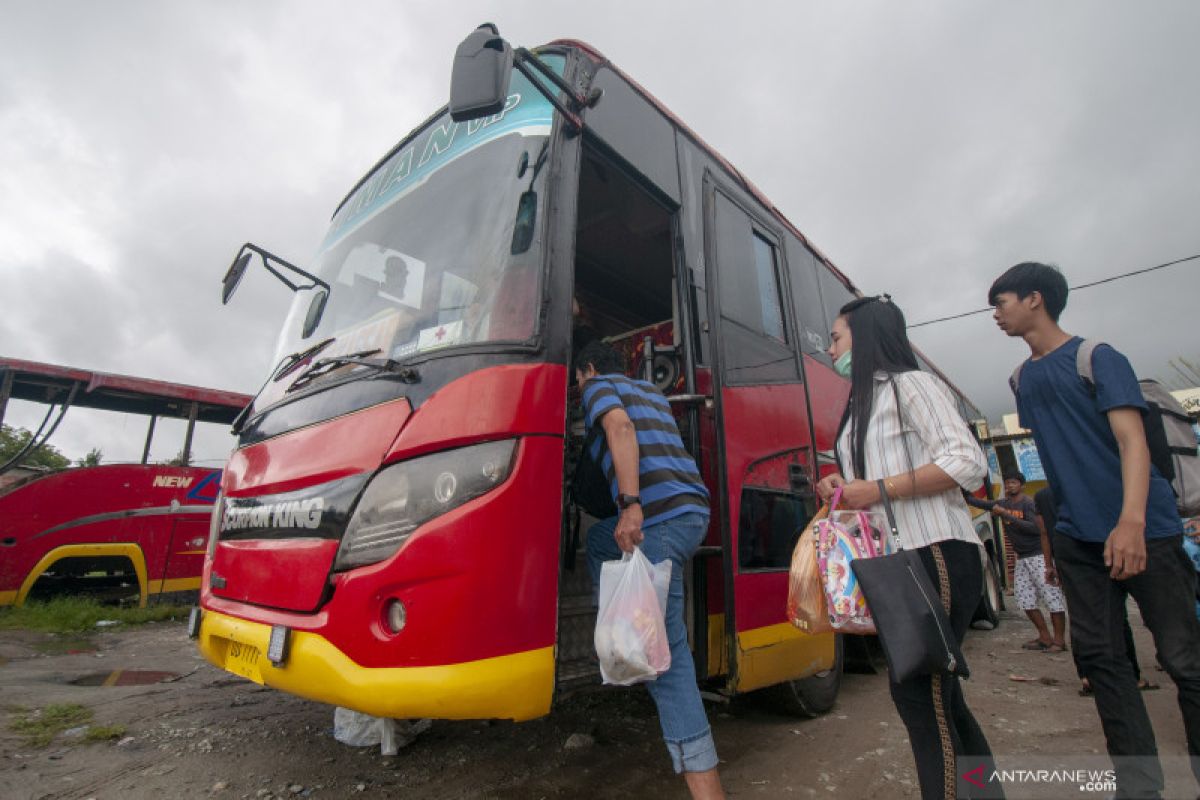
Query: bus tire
972 556 1002 630
762 634 843 718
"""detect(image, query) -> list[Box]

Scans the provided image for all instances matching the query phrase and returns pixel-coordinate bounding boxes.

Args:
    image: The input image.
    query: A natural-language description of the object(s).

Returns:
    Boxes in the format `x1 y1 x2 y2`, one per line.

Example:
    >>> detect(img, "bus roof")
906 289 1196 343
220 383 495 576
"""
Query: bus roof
0 357 252 425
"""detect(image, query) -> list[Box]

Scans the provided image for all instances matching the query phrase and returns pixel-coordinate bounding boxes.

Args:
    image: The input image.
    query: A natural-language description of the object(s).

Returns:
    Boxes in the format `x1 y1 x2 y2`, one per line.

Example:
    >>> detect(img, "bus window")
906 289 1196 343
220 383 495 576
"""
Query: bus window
815 263 855 346
784 240 831 363
752 234 786 343
713 191 799 385
738 488 814 570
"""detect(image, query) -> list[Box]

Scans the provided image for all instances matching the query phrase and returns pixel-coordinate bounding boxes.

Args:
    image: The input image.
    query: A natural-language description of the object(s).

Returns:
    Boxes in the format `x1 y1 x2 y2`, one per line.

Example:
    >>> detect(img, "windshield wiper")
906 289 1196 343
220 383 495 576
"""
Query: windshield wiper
288 349 420 392
273 338 336 382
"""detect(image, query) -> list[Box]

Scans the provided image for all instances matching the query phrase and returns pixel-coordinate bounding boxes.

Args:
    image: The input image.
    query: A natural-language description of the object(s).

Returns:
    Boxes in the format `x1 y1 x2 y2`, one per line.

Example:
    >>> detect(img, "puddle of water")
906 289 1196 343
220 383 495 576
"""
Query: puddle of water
70 670 179 687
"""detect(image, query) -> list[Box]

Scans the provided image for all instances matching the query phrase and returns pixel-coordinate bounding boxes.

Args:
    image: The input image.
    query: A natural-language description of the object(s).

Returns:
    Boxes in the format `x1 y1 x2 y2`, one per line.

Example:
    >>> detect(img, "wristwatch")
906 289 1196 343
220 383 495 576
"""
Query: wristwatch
617 493 641 510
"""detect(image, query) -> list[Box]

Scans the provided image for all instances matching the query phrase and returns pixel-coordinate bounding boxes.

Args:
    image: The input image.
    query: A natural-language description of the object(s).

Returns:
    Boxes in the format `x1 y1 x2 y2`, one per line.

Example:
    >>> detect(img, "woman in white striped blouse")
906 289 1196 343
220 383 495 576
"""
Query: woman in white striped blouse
815 295 996 800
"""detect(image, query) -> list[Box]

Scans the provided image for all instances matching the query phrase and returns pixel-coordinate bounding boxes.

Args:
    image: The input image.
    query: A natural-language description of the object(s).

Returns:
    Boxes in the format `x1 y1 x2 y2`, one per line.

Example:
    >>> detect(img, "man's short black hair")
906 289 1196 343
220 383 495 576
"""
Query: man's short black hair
1003 470 1027 485
988 262 1068 322
574 339 624 377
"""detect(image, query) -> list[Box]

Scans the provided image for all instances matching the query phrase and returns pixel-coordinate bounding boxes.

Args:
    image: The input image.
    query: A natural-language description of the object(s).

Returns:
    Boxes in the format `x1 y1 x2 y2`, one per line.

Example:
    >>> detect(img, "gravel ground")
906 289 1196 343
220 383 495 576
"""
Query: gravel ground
1 602 1196 799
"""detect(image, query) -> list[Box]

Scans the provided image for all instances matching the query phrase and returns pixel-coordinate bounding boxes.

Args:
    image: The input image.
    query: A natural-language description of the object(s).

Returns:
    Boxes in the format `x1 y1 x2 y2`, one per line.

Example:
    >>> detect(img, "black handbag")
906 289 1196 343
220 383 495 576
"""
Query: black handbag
570 425 617 519
851 479 969 684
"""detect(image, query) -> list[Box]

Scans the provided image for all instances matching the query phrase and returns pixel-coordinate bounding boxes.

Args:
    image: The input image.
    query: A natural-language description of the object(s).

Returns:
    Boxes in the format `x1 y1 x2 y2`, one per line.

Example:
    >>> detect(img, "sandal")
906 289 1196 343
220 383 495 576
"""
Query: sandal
1022 640 1052 651
1046 643 1068 653
1079 678 1160 696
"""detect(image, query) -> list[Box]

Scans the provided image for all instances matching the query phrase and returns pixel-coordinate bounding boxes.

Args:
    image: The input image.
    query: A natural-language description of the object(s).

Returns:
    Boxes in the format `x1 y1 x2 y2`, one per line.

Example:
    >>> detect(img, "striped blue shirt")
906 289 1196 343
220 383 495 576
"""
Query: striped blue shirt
581 373 710 527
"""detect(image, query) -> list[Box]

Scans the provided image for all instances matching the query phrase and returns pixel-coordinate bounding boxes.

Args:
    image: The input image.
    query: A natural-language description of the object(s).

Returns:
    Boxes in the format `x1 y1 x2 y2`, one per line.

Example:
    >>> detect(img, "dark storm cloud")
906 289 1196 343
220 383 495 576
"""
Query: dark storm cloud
1 1 1198 459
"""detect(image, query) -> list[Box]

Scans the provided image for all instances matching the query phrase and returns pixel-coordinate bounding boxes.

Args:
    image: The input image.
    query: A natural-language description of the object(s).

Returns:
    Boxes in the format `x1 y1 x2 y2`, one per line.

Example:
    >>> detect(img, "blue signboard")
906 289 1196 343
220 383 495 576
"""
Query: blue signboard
1012 438 1046 481
984 445 1002 487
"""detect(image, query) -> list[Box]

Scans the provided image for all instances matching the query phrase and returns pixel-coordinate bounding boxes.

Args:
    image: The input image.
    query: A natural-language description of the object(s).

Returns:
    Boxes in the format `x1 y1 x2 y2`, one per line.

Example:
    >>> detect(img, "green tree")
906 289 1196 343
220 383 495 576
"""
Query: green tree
76 448 104 467
164 449 191 467
0 424 70 470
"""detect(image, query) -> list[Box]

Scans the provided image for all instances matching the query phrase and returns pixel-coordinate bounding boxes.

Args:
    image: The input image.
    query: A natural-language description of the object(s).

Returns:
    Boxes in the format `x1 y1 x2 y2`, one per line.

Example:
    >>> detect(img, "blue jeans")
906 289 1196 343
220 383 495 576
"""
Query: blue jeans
586 511 718 774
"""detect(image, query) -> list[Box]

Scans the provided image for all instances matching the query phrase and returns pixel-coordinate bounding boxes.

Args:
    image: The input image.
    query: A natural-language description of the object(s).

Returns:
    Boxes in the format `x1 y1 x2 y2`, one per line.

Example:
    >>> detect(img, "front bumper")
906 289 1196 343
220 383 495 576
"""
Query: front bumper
197 608 554 721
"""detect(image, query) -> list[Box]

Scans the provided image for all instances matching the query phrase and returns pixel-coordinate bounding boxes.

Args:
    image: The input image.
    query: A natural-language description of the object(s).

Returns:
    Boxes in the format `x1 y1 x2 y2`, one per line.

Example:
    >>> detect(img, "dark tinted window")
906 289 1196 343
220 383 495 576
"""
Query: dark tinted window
713 192 799 384
784 239 830 362
738 489 815 570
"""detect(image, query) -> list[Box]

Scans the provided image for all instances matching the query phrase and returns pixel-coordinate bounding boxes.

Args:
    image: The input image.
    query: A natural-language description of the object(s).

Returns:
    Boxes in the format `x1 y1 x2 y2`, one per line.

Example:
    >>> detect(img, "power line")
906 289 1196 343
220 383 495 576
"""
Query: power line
908 253 1200 329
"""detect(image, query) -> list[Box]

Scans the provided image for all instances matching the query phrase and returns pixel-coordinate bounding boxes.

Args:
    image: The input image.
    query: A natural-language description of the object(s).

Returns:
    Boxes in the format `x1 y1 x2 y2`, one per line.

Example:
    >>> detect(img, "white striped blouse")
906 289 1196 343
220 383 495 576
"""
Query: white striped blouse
836 370 987 550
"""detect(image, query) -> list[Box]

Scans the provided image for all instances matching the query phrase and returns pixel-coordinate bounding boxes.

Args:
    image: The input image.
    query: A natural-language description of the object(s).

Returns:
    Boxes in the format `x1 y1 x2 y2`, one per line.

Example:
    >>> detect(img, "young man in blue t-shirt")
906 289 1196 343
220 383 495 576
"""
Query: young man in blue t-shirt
989 262 1200 797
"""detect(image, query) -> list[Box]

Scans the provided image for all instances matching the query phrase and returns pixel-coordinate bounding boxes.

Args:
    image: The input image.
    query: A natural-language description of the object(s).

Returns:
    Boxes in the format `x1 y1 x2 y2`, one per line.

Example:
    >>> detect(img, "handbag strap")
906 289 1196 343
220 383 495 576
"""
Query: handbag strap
816 487 844 552
875 479 904 551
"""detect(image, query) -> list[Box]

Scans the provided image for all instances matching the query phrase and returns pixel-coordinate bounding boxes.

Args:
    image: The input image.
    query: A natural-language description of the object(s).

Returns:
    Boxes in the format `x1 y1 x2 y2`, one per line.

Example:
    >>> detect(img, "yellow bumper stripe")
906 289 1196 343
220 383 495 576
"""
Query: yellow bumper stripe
198 610 555 722
735 622 837 694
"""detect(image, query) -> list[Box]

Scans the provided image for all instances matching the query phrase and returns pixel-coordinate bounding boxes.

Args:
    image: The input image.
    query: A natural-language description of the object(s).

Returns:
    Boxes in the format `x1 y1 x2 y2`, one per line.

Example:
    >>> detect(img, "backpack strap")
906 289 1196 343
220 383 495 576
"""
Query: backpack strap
1076 339 1102 395
1008 362 1025 397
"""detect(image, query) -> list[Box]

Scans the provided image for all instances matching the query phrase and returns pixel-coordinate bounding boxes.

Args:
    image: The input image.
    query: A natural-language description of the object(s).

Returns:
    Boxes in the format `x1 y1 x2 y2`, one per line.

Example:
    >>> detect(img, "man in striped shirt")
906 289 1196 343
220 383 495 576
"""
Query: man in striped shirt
576 339 723 800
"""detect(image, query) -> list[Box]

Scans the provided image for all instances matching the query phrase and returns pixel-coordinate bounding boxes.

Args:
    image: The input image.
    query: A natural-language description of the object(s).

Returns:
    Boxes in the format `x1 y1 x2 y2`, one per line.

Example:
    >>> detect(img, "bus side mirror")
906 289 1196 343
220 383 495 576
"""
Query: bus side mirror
301 289 328 339
449 23 514 122
222 250 253 304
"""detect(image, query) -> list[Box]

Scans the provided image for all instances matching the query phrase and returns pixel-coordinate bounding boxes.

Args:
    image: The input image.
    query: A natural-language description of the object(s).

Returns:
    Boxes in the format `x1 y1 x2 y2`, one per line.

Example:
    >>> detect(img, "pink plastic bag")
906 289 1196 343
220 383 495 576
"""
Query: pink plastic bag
594 547 671 685
814 488 893 634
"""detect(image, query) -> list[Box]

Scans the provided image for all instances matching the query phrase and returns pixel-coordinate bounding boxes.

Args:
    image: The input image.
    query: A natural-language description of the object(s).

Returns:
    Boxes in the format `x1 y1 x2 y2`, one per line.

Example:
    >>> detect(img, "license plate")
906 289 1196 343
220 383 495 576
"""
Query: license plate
224 639 264 685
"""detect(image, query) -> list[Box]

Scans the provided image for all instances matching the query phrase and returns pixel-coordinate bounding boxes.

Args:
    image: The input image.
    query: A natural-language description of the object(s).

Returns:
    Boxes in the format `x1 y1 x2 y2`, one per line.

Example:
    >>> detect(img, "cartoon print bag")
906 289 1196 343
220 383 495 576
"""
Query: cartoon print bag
814 488 894 634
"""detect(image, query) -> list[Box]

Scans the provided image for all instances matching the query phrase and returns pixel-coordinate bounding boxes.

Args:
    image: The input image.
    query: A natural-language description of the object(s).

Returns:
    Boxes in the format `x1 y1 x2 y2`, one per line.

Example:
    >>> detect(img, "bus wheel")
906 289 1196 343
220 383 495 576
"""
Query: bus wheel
971 556 1003 630
26 556 139 605
762 634 843 718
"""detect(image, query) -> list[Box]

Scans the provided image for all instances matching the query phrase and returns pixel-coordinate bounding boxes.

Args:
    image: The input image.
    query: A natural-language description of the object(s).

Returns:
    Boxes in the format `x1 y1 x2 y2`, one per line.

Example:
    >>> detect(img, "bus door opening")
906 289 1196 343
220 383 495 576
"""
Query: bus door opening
556 146 683 697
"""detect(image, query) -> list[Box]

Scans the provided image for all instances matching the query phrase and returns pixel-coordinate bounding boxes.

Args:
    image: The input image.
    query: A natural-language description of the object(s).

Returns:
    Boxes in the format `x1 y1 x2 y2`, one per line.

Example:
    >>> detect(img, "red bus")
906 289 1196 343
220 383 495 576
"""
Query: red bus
196 26 998 722
0 358 251 607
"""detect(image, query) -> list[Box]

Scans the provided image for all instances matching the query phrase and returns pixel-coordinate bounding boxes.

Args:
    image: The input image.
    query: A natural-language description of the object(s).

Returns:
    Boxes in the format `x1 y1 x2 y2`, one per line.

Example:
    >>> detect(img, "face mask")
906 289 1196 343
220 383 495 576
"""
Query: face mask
833 350 852 378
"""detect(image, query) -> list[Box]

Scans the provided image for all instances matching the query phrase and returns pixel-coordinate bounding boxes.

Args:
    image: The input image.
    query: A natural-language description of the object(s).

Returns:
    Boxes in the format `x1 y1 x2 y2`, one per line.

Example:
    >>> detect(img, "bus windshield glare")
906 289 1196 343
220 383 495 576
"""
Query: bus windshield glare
262 61 561 406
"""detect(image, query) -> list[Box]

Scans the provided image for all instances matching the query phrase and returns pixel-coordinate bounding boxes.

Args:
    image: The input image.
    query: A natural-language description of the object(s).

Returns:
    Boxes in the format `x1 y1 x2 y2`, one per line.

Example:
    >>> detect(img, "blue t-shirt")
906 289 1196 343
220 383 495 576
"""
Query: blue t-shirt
581 373 709 527
1016 337 1181 542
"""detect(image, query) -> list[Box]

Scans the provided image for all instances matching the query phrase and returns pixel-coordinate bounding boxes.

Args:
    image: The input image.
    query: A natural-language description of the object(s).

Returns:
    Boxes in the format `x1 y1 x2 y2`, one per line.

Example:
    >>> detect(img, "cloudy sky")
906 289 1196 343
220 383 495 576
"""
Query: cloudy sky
2 1 1198 463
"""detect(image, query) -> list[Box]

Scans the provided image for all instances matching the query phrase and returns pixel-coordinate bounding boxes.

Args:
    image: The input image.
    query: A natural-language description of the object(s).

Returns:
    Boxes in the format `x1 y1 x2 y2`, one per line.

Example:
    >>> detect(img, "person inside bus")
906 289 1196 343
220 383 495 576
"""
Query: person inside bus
815 295 997 800
575 339 725 800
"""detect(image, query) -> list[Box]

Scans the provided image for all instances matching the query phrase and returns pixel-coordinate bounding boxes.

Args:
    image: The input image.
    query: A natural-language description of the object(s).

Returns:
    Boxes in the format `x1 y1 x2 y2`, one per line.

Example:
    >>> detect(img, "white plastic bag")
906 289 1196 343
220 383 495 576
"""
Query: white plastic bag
594 547 672 685
333 707 431 755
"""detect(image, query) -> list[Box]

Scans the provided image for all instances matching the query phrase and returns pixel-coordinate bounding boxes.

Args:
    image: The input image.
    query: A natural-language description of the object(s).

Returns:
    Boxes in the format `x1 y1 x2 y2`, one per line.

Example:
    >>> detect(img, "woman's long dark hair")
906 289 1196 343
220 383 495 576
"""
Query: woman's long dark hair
835 295 920 479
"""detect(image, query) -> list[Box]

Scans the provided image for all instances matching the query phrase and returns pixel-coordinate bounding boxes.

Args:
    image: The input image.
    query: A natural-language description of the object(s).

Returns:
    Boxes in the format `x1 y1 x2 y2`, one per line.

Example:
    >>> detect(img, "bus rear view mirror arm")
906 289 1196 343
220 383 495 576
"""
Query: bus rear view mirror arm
221 243 331 333
448 24 599 132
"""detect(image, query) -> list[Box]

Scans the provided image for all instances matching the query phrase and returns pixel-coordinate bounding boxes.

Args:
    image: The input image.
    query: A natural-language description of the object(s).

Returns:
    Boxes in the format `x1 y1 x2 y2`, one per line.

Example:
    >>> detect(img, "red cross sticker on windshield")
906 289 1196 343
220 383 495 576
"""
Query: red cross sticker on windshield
434 327 447 341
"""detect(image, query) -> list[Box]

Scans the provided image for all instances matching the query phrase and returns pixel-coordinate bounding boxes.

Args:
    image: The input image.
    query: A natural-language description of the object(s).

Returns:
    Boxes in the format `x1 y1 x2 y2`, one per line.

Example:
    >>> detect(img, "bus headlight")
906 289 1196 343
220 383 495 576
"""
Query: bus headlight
334 439 517 571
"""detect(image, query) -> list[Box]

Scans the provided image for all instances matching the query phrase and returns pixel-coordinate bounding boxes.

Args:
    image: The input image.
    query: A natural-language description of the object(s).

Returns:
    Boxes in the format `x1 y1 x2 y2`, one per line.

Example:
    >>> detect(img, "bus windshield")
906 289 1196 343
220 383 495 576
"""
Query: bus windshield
263 63 560 405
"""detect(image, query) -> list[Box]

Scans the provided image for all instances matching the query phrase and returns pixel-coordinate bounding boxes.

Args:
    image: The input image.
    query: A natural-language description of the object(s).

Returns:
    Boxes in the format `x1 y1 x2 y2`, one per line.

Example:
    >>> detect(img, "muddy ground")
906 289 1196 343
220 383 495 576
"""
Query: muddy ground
2 603 1196 800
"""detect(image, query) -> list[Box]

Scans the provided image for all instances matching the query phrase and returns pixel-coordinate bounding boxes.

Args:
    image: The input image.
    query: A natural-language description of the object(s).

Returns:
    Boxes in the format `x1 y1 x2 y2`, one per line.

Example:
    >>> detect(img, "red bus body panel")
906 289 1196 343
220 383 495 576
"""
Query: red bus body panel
203 364 568 668
223 398 413 497
211 539 340 610
0 464 222 604
720 383 813 634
